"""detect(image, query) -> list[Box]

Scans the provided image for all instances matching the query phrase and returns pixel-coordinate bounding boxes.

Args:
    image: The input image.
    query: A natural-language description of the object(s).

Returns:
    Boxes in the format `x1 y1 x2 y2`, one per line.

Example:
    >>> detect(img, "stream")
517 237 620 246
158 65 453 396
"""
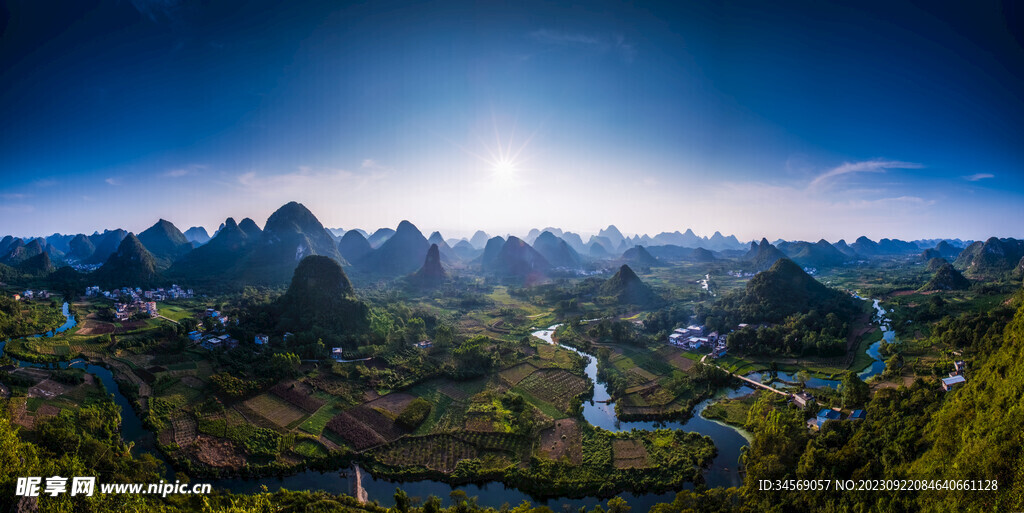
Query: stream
3 306 753 510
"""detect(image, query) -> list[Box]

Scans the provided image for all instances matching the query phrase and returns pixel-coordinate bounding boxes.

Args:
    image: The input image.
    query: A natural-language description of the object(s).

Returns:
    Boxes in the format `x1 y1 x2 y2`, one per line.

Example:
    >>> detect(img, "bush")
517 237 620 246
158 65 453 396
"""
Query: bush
396 398 432 430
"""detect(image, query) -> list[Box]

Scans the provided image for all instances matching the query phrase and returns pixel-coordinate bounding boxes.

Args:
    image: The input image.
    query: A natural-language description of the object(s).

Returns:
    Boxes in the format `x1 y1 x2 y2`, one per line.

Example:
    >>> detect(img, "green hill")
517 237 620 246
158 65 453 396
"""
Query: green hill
67 234 96 261
166 217 255 285
485 236 550 280
601 264 659 305
276 255 369 340
622 245 661 268
920 262 970 291
239 202 345 285
707 258 859 356
408 243 448 288
84 229 127 264
338 230 372 263
18 252 54 276
954 237 1024 278
744 238 787 271
355 220 430 276
532 231 581 268
784 239 848 268
93 233 159 287
740 258 854 320
137 219 192 269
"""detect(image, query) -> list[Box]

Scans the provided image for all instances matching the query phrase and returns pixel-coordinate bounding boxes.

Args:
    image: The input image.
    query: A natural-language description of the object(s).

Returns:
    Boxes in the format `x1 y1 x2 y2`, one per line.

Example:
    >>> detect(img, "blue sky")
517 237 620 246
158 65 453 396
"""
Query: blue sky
1 0 1023 241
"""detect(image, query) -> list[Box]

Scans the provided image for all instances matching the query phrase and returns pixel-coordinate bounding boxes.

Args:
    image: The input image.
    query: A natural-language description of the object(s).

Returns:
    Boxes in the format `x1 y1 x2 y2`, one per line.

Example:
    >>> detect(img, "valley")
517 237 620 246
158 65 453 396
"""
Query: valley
2 202 1021 512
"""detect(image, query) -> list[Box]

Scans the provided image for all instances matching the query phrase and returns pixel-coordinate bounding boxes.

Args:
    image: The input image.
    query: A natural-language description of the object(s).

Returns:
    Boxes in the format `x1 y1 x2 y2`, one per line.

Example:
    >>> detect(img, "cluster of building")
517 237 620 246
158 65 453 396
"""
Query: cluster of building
198 334 238 350
727 270 756 278
85 284 193 301
12 289 53 301
186 309 242 350
941 360 967 391
667 325 728 358
203 308 231 326
113 299 158 321
813 408 866 429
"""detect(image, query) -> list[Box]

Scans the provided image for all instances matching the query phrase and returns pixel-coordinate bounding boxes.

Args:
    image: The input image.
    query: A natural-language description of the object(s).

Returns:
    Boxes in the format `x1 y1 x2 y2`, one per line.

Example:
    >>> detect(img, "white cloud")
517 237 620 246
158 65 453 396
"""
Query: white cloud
164 165 205 178
105 177 120 186
529 30 603 47
235 167 389 197
0 193 29 200
962 173 994 181
808 159 923 190
529 29 636 62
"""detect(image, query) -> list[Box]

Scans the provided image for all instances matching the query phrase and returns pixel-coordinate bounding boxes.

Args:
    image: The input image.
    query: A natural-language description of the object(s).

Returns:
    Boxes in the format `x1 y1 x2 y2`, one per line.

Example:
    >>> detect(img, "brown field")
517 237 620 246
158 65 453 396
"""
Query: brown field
613 439 649 469
28 379 66 399
117 320 149 332
627 366 657 382
171 415 198 447
499 363 539 386
538 418 582 464
347 405 406 441
366 392 415 417
656 346 696 372
192 435 245 470
36 404 61 419
75 320 115 335
243 393 307 429
325 412 387 450
270 380 326 413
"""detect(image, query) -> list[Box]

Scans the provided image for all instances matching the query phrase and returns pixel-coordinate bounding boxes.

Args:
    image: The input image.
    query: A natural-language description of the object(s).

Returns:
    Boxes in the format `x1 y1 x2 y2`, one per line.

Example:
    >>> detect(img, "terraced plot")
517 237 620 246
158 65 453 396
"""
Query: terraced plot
499 363 539 386
612 439 649 469
243 393 307 429
517 369 589 412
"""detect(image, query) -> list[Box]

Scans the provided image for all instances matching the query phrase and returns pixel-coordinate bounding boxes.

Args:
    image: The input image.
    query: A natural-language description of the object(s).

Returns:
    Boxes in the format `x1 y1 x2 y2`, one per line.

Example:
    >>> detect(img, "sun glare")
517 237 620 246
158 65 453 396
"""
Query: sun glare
492 158 517 177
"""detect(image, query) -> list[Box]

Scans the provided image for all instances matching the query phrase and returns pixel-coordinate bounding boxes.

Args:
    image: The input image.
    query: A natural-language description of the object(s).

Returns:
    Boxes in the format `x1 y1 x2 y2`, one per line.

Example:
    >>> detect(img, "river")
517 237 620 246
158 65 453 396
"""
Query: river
4 305 752 510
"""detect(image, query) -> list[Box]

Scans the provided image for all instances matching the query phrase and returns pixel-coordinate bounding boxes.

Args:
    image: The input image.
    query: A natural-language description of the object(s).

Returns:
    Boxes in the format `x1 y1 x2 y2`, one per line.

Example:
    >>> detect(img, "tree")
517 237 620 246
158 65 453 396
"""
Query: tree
394 487 411 513
839 371 870 408
795 369 811 388
607 496 631 513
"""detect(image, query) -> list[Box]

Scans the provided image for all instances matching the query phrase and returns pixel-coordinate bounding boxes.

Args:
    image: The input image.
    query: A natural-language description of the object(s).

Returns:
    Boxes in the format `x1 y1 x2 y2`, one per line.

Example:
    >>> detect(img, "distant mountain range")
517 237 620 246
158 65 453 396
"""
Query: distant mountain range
954 237 1024 278
1 201 1007 291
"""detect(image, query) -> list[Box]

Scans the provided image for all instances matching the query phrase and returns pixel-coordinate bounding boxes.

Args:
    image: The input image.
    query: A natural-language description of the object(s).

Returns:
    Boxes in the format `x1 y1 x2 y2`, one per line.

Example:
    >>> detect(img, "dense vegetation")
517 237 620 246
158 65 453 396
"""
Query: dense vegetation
700 259 860 356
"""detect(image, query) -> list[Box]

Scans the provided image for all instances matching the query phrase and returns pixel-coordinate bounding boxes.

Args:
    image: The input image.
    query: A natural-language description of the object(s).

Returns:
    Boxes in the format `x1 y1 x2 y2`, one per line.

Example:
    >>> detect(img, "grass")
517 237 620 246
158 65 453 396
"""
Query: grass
291 439 329 459
158 305 196 323
702 391 760 428
299 404 338 436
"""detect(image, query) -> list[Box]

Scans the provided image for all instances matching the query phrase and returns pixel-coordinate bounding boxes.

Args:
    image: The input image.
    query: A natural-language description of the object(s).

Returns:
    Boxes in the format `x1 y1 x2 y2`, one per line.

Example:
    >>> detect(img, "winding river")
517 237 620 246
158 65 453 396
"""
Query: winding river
2 306 753 510
2 297 895 509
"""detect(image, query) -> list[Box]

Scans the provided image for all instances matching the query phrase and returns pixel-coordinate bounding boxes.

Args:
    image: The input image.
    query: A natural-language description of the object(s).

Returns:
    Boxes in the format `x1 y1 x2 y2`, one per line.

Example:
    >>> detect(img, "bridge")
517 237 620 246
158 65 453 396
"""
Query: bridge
701 354 792 397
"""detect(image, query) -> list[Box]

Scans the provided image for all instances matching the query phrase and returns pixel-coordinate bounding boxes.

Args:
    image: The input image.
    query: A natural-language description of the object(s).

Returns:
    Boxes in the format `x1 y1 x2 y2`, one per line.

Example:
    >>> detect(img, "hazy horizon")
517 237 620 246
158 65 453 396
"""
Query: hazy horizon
2 1 1023 241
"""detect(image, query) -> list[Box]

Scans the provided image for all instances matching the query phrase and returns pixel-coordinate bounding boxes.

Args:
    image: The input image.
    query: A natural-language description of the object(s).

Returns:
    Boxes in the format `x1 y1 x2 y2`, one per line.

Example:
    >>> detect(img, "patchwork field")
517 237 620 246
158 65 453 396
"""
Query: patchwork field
243 393 307 429
612 439 649 469
516 369 589 412
538 418 582 464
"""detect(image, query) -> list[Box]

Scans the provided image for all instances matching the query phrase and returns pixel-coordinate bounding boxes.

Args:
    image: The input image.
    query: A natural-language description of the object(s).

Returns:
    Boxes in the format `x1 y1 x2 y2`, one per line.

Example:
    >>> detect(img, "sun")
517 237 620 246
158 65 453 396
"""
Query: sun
492 158 517 177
